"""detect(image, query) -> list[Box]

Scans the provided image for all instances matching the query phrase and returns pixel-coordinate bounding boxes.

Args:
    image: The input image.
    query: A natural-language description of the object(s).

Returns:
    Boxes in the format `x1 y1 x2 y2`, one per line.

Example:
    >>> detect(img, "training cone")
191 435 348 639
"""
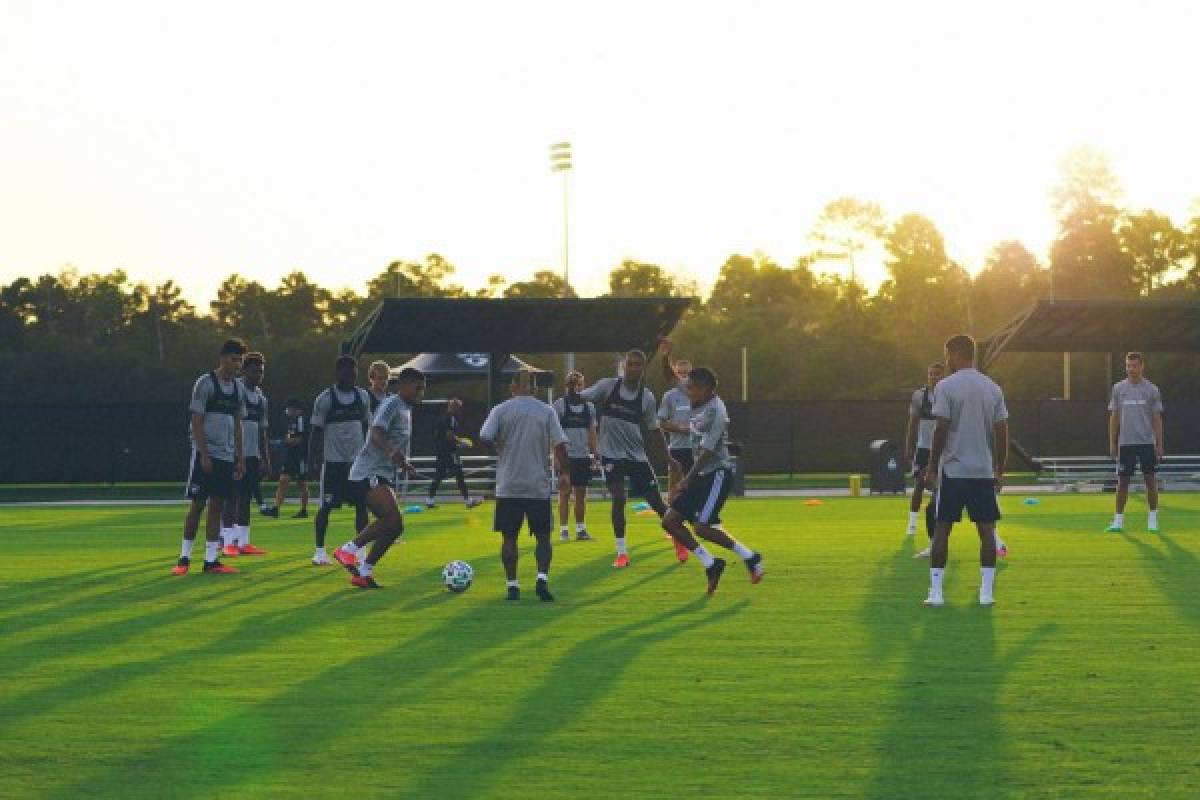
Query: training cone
804 499 824 507
404 505 424 513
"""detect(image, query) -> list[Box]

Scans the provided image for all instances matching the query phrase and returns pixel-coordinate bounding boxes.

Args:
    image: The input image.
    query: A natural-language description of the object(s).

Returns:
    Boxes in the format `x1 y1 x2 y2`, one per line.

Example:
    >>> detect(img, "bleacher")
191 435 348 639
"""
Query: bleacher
1036 454 1200 491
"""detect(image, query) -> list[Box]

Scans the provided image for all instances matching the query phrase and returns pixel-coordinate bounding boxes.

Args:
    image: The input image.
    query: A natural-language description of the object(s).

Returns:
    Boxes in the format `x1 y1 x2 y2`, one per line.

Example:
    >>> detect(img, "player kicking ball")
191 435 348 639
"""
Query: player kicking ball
660 367 763 595
332 368 425 589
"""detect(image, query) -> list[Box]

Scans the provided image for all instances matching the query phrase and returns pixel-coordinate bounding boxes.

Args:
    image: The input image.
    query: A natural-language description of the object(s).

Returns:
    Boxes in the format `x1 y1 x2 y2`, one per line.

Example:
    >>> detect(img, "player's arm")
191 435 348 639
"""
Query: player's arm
922 417 950 485
993 419 1009 491
588 421 599 460
1153 412 1165 458
659 339 675 385
308 425 324 471
1108 411 1120 460
232 406 246 479
190 411 212 471
904 413 919 464
259 425 271 476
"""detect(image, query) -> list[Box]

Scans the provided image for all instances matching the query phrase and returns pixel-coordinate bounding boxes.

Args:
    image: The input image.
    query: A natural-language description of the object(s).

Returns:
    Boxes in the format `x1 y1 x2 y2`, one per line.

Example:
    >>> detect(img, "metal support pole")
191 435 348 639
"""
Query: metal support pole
1063 352 1072 401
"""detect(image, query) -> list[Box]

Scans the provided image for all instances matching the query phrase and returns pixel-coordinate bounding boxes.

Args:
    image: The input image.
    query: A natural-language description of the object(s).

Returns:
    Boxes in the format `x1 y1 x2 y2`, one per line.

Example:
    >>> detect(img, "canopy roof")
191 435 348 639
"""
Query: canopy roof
392 352 553 381
980 299 1200 370
341 297 691 357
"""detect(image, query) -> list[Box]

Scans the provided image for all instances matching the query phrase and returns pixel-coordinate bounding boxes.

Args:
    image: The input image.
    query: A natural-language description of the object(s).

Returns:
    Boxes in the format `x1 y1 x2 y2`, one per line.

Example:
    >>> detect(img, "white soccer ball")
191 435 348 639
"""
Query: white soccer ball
442 560 474 593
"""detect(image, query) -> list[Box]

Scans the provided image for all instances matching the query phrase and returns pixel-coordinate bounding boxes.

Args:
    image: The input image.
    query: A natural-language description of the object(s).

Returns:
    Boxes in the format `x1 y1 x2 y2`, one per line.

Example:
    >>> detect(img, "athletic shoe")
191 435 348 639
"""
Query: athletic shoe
923 590 944 607
905 526 917 536
425 499 437 509
203 561 239 574
171 557 190 576
507 586 520 601
239 544 268 556
333 547 360 576
744 552 764 584
1105 524 1123 533
291 509 309 519
312 551 332 566
672 538 690 564
465 496 484 509
996 544 1008 558
535 579 554 602
1148 523 1160 534
705 558 727 596
560 529 570 543
612 553 630 569
222 544 240 558
260 506 280 518
979 590 995 606
575 529 593 541
350 575 381 589
914 547 931 559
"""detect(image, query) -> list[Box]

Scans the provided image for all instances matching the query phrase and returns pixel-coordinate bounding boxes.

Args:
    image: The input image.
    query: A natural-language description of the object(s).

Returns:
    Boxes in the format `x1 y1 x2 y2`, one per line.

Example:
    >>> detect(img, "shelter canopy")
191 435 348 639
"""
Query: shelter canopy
393 352 553 382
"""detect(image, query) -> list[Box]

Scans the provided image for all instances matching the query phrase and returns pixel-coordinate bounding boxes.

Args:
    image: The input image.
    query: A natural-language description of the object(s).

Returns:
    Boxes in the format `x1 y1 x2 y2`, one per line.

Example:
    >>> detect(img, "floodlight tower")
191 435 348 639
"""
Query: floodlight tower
550 141 574 372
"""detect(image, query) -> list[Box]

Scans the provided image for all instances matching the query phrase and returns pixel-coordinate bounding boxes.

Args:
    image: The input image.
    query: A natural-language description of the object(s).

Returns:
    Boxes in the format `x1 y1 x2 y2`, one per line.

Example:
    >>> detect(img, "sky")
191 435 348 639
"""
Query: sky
2 0 1199 306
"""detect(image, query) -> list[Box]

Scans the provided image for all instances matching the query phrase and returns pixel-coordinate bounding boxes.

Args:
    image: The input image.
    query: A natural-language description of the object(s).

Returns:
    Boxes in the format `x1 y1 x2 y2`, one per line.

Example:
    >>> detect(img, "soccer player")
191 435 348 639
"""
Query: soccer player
904 362 944 536
578 349 690 567
1106 351 1165 533
427 398 484 509
920 334 1008 607
267 398 310 518
479 368 570 601
309 356 372 566
552 371 598 542
221 351 270 557
332 368 426 589
173 338 247 576
367 359 390 414
661 367 764 595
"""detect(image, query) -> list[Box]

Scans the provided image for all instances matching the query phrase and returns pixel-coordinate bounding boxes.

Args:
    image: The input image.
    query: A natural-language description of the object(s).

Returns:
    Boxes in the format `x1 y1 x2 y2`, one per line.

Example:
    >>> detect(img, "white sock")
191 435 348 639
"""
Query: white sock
341 541 360 555
560 525 569 534
576 522 586 533
220 526 232 545
615 537 627 556
930 567 944 594
981 566 995 595
908 511 919 527
1149 510 1158 525
693 544 715 568
314 547 326 557
205 540 219 563
507 579 519 588
536 572 548 582
732 541 753 560
180 539 194 559
239 525 249 546
359 561 373 577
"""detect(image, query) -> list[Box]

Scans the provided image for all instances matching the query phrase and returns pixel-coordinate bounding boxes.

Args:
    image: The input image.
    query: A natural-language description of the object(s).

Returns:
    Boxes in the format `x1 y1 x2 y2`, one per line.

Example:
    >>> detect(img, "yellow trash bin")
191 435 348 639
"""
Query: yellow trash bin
848 474 862 497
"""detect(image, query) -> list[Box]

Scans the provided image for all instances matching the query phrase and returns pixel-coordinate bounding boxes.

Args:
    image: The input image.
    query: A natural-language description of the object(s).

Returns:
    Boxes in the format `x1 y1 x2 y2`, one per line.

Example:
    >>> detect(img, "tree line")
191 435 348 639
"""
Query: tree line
3 147 1200 408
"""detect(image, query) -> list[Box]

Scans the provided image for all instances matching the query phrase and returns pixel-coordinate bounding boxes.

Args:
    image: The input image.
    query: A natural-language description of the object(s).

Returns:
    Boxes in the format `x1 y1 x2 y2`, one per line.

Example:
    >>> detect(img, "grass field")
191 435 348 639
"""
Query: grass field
1 493 1198 799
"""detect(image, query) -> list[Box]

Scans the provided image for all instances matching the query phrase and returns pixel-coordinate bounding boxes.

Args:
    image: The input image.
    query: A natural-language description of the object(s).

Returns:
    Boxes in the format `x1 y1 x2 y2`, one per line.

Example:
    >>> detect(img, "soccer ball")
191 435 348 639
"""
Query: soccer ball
442 560 474 593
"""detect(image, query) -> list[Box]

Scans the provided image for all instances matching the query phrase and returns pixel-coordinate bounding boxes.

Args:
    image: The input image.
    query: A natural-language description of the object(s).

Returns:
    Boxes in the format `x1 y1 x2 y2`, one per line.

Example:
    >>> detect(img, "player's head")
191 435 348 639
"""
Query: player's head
242 352 265 386
622 349 647 383
943 334 976 371
218 338 247 372
927 361 945 387
395 367 426 402
367 359 390 391
334 354 358 387
447 397 463 415
565 370 584 394
1125 351 1145 380
673 358 692 382
285 396 303 416
510 368 536 396
685 366 718 405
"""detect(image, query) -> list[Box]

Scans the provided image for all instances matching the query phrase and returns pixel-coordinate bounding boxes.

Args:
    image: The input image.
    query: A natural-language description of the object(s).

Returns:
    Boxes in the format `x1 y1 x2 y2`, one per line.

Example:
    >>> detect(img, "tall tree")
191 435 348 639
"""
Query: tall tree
809 197 886 283
366 253 466 298
1119 210 1188 295
970 240 1047 334
503 270 574 299
607 259 678 297
211 274 272 338
1048 147 1135 297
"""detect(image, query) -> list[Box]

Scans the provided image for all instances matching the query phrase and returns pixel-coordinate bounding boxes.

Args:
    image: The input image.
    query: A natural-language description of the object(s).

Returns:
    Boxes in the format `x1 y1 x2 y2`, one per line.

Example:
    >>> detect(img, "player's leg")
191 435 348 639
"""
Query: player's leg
313 463 333 561
453 460 470 501
427 458 446 507
220 488 237 554
968 481 1001 605
907 449 929 534
634 461 689 563
203 485 238 573
915 488 936 558
662 508 725 595
605 460 631 567
296 477 309 517
558 471 572 541
493 499 522 599
235 466 265 554
573 485 590 539
1143 447 1160 532
273 473 290 512
530 500 555 601
925 478 962 606
688 467 758 586
1109 447 1135 531
344 482 402 588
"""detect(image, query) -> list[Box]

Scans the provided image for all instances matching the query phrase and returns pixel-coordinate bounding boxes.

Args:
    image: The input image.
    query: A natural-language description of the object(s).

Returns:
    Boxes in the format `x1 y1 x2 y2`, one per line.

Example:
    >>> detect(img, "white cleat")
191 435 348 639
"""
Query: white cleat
560 530 570 543
311 552 332 566
979 591 995 607
465 496 484 509
914 547 931 559
923 591 944 607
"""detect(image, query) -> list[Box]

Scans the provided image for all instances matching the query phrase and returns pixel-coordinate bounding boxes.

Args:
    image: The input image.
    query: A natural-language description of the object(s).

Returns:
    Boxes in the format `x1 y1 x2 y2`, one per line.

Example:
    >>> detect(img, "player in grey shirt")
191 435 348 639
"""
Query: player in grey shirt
578 349 687 567
904 362 944 537
921 334 1009 607
1106 351 1165 533
661 367 764 595
552 371 599 542
173 338 248 577
221 351 270 557
657 338 694 493
309 355 373 566
331 368 426 590
481 369 570 601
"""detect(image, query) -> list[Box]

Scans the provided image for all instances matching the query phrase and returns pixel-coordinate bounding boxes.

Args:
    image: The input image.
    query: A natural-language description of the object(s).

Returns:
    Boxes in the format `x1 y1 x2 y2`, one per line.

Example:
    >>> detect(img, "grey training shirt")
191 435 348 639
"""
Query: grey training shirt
658 386 693 451
312 386 372 463
480 395 568 498
189 372 247 463
349 395 412 482
909 387 936 450
552 397 596 459
1109 378 1163 446
931 368 1008 480
240 382 268 459
688 395 732 475
579 377 659 462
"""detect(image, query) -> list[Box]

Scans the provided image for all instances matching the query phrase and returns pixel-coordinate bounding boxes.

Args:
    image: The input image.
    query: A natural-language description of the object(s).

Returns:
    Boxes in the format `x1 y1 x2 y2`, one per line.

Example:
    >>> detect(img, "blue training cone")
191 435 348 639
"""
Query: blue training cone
405 504 425 513
632 501 650 511
1023 497 1040 506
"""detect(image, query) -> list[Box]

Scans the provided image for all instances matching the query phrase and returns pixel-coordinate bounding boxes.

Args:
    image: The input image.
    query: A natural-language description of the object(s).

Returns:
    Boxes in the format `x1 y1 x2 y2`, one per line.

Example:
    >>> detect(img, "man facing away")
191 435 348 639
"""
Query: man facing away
1106 351 1165 533
921 334 1009 607
552 371 598 542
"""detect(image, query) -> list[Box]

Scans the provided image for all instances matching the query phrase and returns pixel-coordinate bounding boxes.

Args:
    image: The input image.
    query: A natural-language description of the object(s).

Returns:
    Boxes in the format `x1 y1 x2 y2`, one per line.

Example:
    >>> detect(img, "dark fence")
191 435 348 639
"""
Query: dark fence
2 400 1197 483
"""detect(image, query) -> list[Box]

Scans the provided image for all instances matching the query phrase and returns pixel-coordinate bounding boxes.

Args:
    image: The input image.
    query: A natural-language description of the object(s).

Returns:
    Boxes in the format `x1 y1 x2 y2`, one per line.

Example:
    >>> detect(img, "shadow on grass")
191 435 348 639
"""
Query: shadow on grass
1124 531 1200 629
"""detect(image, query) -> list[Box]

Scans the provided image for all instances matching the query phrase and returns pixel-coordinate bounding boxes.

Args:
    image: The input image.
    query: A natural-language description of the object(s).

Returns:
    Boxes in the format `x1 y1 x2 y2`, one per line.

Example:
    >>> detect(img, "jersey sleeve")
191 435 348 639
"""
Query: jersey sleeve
548 406 568 446
993 387 1009 422
931 383 950 419
189 376 209 416
310 391 329 427
479 404 502 444
657 391 672 420
699 406 729 452
909 390 921 417
1107 384 1118 412
1153 387 1164 414
371 397 394 430
587 402 597 431
578 378 612 403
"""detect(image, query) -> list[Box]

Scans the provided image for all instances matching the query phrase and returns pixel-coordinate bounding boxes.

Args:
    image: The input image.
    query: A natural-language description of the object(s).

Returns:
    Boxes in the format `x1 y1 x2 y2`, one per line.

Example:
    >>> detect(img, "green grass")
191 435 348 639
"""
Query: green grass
1 494 1198 798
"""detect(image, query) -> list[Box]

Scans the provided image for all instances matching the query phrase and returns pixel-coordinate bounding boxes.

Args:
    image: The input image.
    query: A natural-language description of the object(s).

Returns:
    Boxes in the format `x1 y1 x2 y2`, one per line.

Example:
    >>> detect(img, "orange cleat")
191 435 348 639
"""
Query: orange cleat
203 561 240 574
171 558 190 576
612 553 630 569
351 575 381 589
222 545 240 557
239 544 268 555
333 547 360 576
672 538 690 563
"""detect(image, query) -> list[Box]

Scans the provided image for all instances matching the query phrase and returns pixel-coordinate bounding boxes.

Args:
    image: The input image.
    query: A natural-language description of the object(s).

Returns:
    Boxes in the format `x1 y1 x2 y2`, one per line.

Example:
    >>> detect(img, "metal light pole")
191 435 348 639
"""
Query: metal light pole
550 141 574 373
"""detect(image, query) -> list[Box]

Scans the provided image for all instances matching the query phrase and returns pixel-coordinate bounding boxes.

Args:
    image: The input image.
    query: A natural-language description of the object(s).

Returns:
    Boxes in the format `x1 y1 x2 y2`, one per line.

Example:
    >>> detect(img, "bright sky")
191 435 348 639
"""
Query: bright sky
2 0 1198 306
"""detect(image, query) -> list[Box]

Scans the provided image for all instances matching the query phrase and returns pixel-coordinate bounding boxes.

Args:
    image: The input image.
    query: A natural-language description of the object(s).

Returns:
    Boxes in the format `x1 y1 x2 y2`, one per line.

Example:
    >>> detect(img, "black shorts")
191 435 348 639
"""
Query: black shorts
238 456 262 496
602 457 660 497
319 461 360 509
935 476 1001 524
1118 444 1158 477
282 448 308 480
566 457 593 488
913 447 931 476
669 448 695 475
671 467 733 525
493 497 554 537
435 451 461 471
186 452 235 502
352 473 395 500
